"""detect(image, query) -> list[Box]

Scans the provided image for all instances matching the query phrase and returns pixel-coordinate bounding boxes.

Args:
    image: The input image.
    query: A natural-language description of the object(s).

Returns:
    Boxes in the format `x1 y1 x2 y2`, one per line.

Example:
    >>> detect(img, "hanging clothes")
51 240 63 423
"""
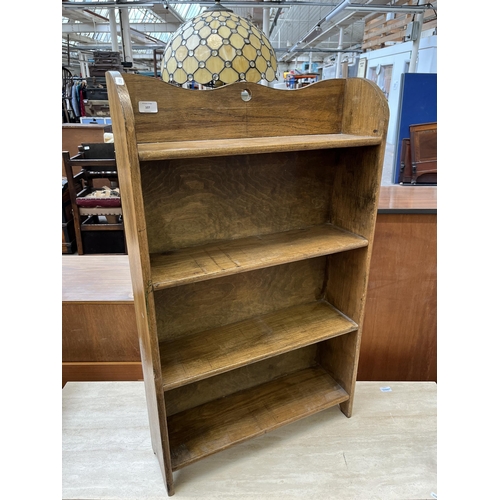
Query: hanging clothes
79 80 86 117
71 81 81 118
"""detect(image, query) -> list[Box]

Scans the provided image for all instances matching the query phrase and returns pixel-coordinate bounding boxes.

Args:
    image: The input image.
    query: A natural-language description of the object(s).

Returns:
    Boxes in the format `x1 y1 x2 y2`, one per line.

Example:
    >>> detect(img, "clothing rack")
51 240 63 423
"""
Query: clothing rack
63 68 87 123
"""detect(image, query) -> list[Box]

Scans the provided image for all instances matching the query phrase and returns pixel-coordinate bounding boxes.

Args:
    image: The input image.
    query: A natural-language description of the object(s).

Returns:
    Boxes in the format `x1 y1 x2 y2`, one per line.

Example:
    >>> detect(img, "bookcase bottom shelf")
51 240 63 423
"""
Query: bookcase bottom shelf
167 366 349 471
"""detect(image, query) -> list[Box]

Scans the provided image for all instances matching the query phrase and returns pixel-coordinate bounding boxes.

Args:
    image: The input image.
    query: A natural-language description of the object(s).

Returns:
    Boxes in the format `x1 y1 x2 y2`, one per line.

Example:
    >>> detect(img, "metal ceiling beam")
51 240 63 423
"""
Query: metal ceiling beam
62 22 179 33
62 1 429 14
62 1 433 72
66 44 166 51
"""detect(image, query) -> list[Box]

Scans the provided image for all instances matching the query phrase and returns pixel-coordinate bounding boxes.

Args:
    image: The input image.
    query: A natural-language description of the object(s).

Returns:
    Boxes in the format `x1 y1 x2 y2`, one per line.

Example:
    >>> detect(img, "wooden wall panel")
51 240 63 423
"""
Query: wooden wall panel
62 362 143 387
357 213 437 381
62 303 140 362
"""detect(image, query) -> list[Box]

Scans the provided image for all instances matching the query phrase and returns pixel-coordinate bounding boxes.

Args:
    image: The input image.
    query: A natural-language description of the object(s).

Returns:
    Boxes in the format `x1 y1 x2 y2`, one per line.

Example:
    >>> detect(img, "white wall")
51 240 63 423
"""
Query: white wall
360 35 437 146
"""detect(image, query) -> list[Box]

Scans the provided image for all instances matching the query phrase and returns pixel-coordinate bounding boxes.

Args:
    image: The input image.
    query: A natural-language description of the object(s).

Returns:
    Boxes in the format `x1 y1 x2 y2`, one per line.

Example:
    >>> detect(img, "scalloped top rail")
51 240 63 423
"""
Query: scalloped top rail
105 73 389 146
137 133 383 161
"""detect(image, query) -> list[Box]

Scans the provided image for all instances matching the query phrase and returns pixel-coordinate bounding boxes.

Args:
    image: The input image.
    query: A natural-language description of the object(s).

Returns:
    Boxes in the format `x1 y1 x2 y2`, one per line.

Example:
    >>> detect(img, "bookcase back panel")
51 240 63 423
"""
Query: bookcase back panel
164 345 317 417
141 151 335 253
121 74 345 143
154 258 326 342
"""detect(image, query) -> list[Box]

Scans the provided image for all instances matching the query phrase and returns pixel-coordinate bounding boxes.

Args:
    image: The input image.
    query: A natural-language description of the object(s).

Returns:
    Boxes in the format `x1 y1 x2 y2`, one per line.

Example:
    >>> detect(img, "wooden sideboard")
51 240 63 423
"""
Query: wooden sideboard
62 123 112 176
62 255 142 386
62 185 437 386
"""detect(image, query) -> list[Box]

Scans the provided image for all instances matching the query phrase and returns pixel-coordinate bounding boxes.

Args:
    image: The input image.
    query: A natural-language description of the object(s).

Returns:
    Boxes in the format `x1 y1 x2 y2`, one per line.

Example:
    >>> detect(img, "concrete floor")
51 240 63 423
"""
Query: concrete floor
382 143 396 186
62 381 436 500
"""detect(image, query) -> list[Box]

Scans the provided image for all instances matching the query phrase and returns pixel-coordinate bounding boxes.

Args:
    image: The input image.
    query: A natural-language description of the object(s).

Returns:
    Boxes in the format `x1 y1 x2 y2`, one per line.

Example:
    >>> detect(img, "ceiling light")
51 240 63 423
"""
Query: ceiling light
160 0 277 87
325 0 352 23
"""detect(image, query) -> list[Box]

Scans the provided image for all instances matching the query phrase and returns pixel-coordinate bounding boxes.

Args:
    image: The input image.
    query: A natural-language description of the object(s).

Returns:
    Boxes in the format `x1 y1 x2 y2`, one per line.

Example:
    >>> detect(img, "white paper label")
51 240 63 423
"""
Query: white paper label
114 77 125 85
139 101 158 113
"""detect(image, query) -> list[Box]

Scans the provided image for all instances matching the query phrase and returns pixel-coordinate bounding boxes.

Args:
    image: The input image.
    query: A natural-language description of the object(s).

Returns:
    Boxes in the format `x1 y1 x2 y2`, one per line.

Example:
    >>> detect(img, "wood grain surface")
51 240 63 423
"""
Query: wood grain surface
137 134 382 161
167 366 349 470
164 347 318 417
358 213 437 381
119 75 348 143
153 258 326 342
62 362 143 387
378 185 437 211
62 303 140 362
159 300 357 390
150 224 367 290
105 72 389 496
107 71 175 494
141 151 335 253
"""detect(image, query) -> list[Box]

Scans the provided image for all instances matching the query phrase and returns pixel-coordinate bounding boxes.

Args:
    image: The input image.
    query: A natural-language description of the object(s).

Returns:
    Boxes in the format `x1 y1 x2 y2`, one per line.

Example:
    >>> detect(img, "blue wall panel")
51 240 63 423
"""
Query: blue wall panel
393 73 437 183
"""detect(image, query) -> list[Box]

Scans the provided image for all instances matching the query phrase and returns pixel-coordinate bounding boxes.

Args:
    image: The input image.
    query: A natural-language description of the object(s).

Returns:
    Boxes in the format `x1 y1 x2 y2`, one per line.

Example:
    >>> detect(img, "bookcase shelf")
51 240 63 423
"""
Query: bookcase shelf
159 300 357 391
150 223 368 290
167 365 349 470
107 72 388 496
137 133 383 161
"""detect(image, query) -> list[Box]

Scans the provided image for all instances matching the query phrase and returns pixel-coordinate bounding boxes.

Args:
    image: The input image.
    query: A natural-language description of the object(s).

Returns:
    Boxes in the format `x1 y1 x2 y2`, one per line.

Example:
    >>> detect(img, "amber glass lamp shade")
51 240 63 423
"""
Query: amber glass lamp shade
161 2 277 86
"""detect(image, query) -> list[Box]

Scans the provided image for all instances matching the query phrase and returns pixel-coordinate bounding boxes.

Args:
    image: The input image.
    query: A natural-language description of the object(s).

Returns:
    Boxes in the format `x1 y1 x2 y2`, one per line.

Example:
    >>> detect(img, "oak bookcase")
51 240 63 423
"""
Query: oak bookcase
106 71 388 496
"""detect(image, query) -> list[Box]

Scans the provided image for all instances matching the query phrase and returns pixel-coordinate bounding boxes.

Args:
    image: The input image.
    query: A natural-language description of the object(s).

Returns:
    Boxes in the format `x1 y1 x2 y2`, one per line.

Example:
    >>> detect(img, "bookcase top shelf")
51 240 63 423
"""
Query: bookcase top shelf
137 133 383 161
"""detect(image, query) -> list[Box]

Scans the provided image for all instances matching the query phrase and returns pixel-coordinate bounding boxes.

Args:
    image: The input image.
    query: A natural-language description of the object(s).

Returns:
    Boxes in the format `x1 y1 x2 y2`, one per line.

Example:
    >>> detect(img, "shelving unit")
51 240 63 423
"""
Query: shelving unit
106 72 388 496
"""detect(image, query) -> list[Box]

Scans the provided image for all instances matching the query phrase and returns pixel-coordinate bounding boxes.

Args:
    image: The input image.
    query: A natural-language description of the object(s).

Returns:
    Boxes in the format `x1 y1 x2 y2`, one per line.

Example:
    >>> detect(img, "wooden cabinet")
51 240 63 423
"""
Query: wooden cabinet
106 72 388 496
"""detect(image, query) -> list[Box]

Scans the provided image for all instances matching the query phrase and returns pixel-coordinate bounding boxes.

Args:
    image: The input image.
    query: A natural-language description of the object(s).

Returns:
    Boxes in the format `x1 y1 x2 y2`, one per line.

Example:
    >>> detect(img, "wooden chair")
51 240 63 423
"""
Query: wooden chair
62 143 126 255
398 122 437 185
409 122 437 184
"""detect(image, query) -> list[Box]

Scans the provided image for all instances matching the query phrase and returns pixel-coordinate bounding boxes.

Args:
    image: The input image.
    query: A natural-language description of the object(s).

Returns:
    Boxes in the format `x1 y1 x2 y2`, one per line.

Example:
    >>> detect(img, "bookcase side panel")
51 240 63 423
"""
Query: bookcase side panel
319 248 369 416
106 71 175 495
320 79 388 418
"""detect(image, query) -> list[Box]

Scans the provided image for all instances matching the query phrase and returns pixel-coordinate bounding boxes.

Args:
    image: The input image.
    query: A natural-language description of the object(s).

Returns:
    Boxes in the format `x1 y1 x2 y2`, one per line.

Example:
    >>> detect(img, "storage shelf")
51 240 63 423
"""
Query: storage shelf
150 223 368 290
160 300 357 391
106 73 389 496
167 366 349 470
137 133 382 161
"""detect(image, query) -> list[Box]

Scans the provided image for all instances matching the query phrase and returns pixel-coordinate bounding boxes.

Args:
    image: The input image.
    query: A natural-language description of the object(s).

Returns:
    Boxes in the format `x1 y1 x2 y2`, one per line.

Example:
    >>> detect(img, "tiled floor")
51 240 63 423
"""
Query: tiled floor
62 381 437 500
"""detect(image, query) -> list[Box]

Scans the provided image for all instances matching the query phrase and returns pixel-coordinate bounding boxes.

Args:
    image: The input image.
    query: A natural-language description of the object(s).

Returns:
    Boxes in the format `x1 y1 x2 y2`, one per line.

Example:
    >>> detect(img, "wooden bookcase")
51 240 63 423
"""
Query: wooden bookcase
106 72 388 496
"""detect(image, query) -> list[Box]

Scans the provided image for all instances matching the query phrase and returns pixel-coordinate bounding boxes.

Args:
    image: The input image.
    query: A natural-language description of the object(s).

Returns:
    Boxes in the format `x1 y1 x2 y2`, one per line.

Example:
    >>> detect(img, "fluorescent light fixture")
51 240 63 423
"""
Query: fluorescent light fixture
303 25 322 44
325 0 351 23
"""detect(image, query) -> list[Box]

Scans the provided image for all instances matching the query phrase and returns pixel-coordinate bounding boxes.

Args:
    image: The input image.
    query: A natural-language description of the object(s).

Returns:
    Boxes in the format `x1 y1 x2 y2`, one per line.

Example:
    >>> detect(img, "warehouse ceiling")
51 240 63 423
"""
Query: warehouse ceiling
62 0 434 74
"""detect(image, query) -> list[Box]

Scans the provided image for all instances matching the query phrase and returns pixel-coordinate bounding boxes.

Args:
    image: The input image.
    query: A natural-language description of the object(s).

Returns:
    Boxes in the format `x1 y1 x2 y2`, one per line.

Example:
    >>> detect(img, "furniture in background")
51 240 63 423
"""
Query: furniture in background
62 179 76 254
62 143 126 255
62 254 141 386
398 122 437 184
106 72 388 496
393 73 437 184
62 123 111 176
358 185 437 382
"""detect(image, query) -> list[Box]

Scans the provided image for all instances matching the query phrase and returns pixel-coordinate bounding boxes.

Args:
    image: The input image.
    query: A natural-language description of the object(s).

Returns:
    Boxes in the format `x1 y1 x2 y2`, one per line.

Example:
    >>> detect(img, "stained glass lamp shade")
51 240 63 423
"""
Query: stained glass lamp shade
160 1 278 86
